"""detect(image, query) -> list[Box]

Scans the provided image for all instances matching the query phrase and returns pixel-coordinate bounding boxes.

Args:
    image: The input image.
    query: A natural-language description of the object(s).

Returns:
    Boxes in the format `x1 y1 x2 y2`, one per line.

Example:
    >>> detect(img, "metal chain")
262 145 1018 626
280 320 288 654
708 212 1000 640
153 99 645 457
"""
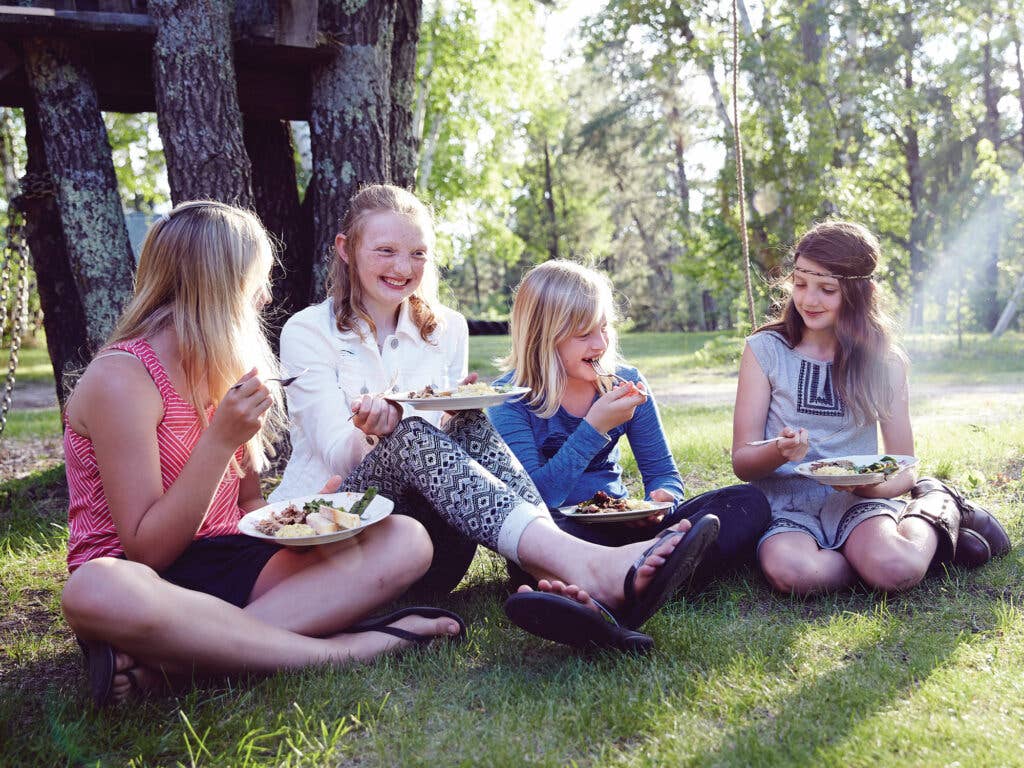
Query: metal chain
0 201 31 438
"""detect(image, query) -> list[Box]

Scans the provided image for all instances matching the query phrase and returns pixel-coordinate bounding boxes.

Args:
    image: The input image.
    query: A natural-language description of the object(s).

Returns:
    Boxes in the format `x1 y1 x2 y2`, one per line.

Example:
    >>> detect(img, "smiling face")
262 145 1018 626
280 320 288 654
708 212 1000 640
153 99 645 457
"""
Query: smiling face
336 210 431 321
791 256 844 333
555 314 610 385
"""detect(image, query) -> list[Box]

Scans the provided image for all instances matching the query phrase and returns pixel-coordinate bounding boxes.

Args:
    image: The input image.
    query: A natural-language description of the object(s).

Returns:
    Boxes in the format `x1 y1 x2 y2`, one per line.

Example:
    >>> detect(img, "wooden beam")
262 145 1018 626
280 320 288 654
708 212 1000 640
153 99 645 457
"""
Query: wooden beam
277 0 316 47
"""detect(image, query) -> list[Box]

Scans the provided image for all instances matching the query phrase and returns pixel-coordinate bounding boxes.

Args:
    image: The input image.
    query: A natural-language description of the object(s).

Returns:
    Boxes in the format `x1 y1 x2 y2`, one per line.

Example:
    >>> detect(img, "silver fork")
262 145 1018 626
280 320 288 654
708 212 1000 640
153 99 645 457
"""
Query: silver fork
346 372 401 421
588 359 629 385
746 425 845 447
231 367 308 390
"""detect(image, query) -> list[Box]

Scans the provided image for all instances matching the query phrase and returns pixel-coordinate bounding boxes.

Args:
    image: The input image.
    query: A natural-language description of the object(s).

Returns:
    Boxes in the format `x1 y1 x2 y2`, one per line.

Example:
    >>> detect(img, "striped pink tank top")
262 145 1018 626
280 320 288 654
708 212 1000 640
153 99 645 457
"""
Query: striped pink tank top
65 338 245 571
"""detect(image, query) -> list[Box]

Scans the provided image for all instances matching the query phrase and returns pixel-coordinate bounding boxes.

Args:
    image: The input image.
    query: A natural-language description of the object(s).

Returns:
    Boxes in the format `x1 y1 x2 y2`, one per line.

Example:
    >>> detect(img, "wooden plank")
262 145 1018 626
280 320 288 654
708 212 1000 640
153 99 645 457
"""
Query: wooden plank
276 0 316 48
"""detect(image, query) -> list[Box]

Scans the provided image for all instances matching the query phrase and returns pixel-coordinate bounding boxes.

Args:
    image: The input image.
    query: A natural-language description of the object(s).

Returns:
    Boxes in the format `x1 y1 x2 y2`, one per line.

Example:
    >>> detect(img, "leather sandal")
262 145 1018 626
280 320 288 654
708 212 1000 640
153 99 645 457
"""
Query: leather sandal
912 478 1010 558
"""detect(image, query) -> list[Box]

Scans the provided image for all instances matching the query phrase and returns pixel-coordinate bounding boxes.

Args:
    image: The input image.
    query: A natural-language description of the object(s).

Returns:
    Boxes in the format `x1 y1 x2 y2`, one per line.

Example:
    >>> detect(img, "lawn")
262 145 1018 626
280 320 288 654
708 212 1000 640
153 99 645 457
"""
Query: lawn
1 333 1023 767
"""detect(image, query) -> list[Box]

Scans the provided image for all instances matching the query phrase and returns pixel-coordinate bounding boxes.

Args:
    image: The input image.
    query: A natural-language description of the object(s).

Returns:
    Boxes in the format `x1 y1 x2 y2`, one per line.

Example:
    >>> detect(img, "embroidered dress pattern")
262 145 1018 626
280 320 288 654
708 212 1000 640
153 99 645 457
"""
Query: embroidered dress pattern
796 360 844 418
65 339 245 571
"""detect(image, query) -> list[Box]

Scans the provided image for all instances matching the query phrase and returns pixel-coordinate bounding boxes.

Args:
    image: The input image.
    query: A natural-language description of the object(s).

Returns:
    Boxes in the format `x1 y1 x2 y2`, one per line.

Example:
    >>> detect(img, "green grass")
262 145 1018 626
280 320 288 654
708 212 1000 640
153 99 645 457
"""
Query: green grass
1 406 61 440
4 338 57 384
1 332 1023 766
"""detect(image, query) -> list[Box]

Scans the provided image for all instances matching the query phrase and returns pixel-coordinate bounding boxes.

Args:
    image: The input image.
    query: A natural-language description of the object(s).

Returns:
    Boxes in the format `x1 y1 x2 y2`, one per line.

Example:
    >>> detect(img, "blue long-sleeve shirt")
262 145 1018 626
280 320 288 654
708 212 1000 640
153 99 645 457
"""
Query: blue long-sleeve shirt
487 366 684 509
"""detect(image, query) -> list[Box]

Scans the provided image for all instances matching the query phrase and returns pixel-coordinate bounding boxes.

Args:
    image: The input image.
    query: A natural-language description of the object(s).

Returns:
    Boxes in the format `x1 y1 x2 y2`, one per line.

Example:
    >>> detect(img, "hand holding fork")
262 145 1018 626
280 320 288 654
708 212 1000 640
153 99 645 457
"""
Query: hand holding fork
230 367 308 390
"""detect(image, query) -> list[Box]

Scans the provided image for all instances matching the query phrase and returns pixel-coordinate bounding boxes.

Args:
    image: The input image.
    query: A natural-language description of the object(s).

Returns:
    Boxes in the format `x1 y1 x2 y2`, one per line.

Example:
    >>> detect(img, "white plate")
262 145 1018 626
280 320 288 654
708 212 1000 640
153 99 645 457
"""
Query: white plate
558 500 673 524
390 386 531 411
795 454 918 487
238 491 393 547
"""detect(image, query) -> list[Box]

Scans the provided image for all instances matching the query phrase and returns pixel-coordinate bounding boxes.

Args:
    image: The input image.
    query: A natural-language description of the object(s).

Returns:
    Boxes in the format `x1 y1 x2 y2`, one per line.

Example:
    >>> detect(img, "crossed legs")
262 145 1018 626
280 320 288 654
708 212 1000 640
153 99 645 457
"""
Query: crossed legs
759 515 938 595
61 515 461 702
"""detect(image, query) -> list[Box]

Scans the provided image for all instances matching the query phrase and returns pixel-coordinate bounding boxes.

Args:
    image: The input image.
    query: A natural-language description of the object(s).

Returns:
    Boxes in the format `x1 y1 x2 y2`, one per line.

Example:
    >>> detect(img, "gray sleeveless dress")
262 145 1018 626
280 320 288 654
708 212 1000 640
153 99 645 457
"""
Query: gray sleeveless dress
746 331 904 549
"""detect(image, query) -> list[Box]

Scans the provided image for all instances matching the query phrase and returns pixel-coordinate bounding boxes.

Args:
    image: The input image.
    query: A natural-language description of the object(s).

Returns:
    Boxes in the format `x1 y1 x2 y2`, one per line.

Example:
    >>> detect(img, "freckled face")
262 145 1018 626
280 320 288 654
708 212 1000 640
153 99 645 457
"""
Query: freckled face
792 256 842 331
556 315 610 383
338 211 431 317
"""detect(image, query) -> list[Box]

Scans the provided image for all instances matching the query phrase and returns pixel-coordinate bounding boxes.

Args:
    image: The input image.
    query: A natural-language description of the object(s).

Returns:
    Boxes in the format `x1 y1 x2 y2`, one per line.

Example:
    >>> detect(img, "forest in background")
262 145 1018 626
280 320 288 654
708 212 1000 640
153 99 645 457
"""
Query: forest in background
2 0 1022 335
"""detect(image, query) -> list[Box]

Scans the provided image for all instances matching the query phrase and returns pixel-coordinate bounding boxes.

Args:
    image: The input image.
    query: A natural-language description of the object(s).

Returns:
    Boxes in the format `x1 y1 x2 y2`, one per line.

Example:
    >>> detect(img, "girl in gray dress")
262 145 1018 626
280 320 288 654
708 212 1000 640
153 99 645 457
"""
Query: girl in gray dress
731 220 1008 595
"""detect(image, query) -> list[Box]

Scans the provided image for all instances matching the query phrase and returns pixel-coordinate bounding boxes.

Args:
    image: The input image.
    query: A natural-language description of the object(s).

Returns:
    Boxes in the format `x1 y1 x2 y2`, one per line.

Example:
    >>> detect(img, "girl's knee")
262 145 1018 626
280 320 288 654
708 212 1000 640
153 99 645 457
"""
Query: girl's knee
62 558 159 630
382 515 434 572
856 550 926 592
761 556 814 595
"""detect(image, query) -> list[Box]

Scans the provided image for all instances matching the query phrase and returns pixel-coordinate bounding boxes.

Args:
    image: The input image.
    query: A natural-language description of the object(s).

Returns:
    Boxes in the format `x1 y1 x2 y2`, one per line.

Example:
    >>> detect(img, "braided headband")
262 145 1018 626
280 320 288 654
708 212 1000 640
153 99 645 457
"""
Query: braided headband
792 265 873 280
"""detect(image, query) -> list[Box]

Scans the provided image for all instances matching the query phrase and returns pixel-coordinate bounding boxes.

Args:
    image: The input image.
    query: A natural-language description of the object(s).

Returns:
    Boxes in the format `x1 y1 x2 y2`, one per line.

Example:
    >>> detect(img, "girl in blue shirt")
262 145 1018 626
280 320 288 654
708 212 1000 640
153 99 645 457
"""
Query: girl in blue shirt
489 260 770 589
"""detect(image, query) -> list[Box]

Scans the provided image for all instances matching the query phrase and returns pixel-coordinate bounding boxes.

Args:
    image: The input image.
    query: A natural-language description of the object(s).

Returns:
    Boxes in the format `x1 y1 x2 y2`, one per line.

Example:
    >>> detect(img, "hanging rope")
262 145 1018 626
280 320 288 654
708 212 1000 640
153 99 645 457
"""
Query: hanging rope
731 0 756 328
0 198 33 439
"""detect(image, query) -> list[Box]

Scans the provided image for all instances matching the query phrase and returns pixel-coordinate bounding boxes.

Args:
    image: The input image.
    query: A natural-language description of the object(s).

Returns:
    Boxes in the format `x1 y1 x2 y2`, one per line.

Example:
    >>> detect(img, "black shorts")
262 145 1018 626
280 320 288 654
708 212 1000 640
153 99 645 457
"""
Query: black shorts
156 535 284 608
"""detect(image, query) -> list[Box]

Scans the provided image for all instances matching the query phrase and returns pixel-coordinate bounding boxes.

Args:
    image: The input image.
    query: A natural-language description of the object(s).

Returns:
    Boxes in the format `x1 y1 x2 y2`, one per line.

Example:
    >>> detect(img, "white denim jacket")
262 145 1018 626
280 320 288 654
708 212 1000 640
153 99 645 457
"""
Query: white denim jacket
270 298 468 501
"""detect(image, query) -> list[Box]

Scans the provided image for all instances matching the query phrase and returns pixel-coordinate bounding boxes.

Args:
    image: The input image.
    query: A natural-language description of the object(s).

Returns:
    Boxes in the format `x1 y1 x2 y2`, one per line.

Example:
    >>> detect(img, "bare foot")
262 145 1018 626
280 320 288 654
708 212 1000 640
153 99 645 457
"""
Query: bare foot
336 614 462 661
586 519 692 610
109 652 161 704
517 579 598 612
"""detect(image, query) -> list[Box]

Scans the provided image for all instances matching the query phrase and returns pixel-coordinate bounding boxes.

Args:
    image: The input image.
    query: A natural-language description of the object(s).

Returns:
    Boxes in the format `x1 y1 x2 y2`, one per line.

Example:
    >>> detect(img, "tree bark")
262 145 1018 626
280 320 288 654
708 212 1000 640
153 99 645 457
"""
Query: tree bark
22 36 135 353
309 0 398 299
389 0 422 188
243 116 310 345
20 100 91 406
150 0 253 206
899 10 927 328
542 138 559 261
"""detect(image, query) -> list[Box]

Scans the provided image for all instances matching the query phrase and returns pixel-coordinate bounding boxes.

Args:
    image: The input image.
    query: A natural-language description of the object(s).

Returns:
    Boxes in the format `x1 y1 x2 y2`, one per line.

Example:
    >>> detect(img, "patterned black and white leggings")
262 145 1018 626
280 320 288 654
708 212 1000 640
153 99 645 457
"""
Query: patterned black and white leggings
340 411 548 565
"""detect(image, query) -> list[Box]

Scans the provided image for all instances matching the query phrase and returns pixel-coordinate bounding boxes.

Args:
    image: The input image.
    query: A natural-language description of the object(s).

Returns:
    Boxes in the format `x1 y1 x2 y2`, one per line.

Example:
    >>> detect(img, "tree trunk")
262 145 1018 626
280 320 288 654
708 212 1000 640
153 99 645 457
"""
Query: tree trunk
980 24 1002 330
150 0 253 206
900 11 927 328
1014 14 1024 157
20 100 90 406
243 116 310 345
992 269 1024 336
542 138 558 261
309 0 398 299
22 36 135 353
389 0 422 188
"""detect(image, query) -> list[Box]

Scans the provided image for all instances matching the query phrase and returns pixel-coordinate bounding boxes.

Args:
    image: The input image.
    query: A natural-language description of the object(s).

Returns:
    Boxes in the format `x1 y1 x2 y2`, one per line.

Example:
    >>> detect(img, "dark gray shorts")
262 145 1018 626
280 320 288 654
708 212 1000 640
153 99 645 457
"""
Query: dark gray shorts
758 491 905 550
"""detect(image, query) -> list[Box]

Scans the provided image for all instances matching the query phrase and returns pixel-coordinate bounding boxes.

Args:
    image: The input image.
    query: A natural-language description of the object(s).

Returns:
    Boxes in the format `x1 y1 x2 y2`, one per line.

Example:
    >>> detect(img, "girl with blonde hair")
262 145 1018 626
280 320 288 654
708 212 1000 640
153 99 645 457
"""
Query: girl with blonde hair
61 201 465 708
489 260 769 595
732 220 1009 595
274 185 719 652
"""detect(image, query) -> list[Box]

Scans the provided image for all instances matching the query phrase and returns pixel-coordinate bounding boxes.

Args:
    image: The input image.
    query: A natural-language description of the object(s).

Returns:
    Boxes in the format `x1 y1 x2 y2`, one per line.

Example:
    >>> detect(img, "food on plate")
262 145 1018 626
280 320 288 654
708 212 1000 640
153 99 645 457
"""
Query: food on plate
810 455 901 477
402 382 513 399
573 490 649 514
253 488 377 538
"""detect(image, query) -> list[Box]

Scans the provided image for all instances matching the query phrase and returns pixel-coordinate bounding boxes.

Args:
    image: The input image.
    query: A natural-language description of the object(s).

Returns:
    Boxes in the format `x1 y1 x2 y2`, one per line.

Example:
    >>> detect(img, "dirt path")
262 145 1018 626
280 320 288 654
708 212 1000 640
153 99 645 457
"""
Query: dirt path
3 378 1021 483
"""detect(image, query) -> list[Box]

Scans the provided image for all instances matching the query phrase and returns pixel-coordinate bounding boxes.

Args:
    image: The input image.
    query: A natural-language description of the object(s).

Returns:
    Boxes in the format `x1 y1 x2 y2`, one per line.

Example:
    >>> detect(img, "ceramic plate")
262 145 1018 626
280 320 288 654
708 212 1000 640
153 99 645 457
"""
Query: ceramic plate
794 454 918 487
558 500 673 524
238 491 393 547
391 386 531 411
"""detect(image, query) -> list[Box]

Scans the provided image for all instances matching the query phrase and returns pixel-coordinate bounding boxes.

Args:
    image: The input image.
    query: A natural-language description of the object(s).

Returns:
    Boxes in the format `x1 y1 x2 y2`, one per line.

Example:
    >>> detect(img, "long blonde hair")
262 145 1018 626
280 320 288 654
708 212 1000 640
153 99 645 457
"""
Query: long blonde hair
503 260 621 418
108 200 283 474
327 184 443 343
757 219 906 424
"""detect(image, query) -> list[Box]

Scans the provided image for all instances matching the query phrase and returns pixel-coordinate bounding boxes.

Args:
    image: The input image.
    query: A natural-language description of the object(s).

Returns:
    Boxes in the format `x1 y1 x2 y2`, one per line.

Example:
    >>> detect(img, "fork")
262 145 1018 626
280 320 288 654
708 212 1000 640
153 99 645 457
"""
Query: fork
346 372 401 421
230 367 308 390
588 359 629 385
746 425 845 447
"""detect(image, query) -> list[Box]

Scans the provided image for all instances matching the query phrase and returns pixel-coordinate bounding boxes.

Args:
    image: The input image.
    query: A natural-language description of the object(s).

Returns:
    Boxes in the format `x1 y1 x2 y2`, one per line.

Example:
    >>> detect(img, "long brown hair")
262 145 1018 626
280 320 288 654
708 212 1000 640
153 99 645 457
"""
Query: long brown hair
327 184 441 343
109 200 284 474
757 220 906 424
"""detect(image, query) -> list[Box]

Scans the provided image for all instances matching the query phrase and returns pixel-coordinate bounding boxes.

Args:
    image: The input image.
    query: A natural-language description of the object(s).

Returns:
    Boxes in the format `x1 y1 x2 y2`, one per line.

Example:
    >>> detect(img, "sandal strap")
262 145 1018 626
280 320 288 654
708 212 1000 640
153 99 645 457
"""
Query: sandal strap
624 528 687 604
355 625 434 645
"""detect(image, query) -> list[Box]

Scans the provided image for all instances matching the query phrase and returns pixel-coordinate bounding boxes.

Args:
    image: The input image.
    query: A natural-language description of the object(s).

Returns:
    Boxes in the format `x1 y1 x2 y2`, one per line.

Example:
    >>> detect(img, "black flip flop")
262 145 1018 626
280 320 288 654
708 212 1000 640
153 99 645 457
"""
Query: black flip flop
77 637 145 708
503 591 654 653
346 606 467 644
619 515 720 630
